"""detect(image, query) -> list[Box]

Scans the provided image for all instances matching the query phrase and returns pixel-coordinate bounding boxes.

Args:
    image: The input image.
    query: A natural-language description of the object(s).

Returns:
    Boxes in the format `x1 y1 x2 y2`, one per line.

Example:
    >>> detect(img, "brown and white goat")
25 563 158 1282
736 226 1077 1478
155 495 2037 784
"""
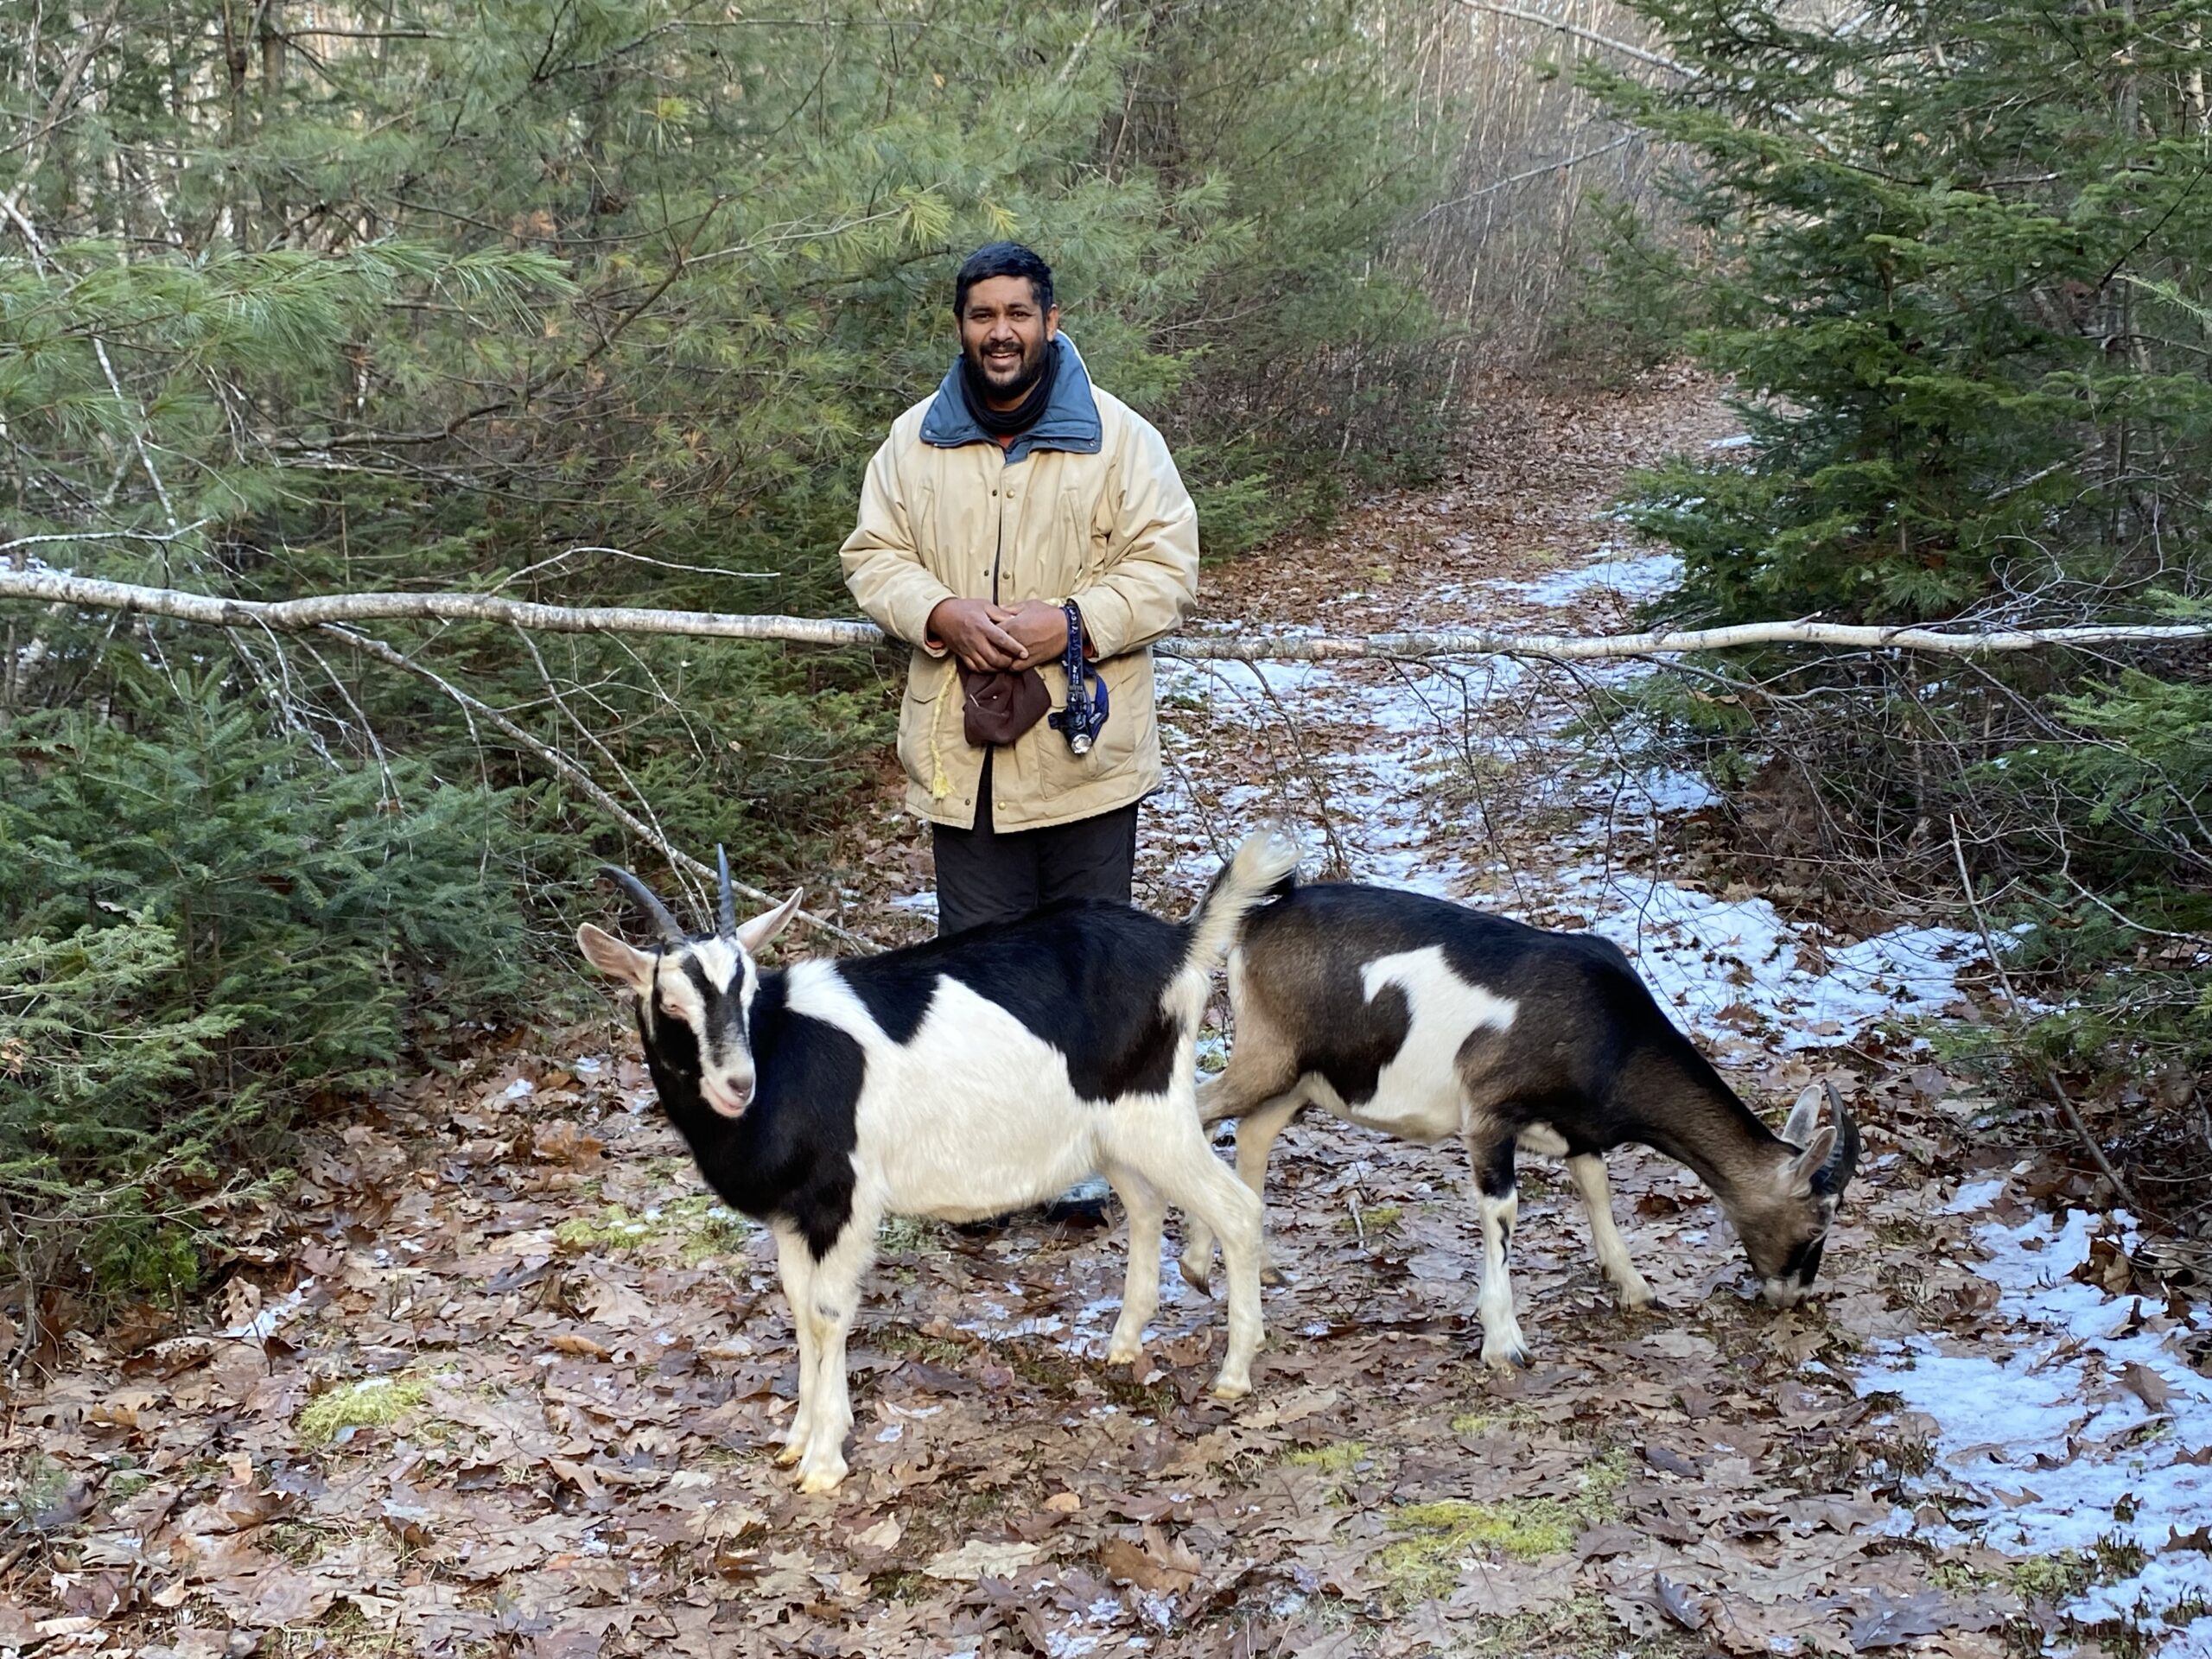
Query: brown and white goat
1179 880 1860 1369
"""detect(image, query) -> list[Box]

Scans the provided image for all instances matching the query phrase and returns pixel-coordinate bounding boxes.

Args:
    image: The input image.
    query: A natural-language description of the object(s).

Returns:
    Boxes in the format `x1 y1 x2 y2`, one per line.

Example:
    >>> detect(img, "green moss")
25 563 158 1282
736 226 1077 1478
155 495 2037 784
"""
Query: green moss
1338 1204 1402 1234
875 1214 944 1255
296 1376 427 1445
554 1205 658 1252
2006 1551 2091 1600
874 1326 970 1369
1377 1447 1628 1604
667 1194 753 1262
1379 1499 1579 1599
1285 1440 1370 1475
553 1196 752 1261
1929 1559 1997 1593
1577 1446 1630 1516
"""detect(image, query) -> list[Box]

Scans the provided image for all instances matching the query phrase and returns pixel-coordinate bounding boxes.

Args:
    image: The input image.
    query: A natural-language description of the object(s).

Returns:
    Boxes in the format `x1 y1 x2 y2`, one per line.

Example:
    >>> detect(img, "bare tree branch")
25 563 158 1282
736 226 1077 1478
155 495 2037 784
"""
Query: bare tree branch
318 623 868 947
1453 0 1696 78
8 569 2211 662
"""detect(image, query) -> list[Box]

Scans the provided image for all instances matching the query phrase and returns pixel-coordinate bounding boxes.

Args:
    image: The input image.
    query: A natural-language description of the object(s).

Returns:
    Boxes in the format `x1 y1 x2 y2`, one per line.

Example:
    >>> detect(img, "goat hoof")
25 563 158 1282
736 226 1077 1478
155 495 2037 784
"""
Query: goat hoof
1617 1281 1656 1310
1179 1257 1213 1296
1105 1338 1143 1367
772 1441 804 1467
1210 1375 1250 1402
1260 1263 1288 1288
796 1459 847 1496
1481 1340 1530 1371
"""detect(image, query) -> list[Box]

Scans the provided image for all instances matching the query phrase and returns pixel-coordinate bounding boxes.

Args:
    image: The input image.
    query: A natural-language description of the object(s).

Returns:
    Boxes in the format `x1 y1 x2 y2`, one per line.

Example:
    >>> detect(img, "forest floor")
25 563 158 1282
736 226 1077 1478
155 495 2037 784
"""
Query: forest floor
9 370 2212 1659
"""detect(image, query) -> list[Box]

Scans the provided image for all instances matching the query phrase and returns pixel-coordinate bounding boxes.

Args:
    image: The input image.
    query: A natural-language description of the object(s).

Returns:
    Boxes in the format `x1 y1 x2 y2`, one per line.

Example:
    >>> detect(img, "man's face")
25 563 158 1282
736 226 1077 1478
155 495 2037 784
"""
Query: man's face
960 275 1059 404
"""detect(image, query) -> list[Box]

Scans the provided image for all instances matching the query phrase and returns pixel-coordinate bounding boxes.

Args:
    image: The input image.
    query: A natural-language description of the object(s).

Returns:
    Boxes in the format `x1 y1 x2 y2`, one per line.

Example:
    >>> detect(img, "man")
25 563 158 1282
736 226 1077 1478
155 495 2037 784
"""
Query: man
842 242 1199 937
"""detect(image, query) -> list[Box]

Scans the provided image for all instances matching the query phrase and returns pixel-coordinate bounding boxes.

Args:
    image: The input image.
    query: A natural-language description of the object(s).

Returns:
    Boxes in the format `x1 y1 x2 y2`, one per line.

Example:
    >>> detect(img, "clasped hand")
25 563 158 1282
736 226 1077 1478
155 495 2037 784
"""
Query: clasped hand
927 598 1071 672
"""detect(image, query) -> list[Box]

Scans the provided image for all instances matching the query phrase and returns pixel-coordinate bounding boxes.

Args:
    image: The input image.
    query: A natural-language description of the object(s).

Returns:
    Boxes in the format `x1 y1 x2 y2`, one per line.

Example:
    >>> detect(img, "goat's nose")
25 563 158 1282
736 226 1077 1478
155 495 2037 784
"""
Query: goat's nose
705 1073 754 1116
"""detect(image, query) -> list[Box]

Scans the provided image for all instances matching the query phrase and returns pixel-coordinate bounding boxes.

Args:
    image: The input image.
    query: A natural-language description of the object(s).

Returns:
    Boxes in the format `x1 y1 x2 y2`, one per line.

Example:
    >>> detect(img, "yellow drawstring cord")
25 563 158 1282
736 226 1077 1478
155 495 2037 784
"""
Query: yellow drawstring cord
928 682 953 800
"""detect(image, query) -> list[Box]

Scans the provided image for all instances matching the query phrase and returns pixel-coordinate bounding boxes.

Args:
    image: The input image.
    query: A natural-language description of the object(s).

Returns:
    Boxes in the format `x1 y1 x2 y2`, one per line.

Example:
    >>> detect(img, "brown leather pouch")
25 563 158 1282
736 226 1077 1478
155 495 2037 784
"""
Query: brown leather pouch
959 664 1050 747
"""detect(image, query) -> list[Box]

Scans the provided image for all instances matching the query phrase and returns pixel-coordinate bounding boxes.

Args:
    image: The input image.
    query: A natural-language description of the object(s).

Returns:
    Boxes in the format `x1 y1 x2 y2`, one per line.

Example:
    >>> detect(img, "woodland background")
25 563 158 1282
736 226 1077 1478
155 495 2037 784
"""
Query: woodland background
1 0 2208 1338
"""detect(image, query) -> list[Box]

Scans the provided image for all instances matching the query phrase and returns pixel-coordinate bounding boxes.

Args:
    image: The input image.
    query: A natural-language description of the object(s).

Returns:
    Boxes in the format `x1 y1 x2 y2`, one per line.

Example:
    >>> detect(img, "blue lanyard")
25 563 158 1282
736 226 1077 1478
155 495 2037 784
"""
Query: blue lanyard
1047 600 1109 755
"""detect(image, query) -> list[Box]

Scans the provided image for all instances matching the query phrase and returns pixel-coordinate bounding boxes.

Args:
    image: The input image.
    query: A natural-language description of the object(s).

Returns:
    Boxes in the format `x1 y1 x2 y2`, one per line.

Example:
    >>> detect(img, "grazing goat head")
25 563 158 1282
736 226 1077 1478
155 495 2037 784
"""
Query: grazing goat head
575 849 804 1119
1727 1080 1860 1308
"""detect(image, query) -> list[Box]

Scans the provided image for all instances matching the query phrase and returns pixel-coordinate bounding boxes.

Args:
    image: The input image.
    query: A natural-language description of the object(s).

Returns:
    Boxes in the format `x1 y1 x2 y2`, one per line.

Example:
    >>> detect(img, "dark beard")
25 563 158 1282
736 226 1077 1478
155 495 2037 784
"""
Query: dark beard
965 334 1049 398
958 335 1060 437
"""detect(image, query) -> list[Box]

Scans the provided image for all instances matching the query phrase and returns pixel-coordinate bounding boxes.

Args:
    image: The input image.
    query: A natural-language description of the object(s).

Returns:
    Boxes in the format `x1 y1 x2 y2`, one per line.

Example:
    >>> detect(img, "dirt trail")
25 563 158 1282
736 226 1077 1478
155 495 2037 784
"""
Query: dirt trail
9 372 2208 1659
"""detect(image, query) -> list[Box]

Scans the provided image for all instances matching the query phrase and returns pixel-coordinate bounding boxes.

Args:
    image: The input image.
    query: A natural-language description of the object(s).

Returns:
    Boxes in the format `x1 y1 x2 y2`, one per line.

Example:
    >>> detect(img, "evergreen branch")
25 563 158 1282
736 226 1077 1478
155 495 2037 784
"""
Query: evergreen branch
7 569 2212 662
0 196 181 533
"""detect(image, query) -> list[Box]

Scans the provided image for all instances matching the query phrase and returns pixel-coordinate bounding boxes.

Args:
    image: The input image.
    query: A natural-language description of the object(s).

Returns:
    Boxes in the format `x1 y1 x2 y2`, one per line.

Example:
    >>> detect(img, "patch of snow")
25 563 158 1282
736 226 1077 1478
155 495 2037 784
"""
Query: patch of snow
1562 872 1977 1051
1707 433 1756 450
1592 766 1721 818
1496 550 1684 609
889 889 938 918
1857 1204 2212 1649
1943 1178 2007 1214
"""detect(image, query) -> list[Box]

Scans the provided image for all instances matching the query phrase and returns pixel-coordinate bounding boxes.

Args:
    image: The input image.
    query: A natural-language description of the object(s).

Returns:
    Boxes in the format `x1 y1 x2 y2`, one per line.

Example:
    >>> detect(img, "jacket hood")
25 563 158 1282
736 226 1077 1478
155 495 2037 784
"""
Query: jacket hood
920 334 1103 461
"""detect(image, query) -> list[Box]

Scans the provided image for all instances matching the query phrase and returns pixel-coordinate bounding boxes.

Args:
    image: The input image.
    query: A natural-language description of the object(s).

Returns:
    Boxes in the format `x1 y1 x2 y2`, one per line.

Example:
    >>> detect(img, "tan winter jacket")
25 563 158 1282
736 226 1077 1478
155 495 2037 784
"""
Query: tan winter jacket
839 340 1199 832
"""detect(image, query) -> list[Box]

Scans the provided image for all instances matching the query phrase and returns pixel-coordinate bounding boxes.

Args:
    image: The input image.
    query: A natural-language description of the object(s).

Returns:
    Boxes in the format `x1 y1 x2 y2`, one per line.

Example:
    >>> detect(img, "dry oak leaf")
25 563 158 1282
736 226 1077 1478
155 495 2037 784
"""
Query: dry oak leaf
1239 1387 1342 1431
922 1539 1045 1580
1705 1596 1853 1657
853 1516 903 1550
1846 1587 1949 1650
1654 1573 1711 1632
1098 1526 1204 1595
531 1122 605 1164
2120 1360 2175 1413
1446 1554 1581 1618
89 1387 162 1428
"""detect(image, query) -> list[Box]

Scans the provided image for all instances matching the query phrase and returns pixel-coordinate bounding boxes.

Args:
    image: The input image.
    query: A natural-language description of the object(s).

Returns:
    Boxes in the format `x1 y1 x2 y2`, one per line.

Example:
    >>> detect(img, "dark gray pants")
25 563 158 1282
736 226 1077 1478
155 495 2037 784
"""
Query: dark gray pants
931 757 1139 937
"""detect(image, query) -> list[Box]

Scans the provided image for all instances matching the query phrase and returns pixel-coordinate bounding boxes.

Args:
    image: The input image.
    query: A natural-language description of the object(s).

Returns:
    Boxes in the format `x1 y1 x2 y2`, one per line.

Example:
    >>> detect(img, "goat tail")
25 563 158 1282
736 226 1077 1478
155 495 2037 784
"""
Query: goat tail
1183 825 1304 976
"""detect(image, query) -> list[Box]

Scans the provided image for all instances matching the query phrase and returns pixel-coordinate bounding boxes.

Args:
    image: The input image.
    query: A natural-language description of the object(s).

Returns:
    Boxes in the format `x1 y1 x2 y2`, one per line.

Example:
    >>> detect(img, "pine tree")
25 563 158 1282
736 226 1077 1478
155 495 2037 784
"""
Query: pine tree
1587 0 2212 1183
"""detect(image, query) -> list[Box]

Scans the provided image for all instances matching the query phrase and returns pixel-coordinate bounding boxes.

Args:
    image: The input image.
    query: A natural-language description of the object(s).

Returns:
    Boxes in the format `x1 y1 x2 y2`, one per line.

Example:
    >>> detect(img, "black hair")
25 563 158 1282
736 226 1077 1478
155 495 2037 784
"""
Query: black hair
952 242 1055 317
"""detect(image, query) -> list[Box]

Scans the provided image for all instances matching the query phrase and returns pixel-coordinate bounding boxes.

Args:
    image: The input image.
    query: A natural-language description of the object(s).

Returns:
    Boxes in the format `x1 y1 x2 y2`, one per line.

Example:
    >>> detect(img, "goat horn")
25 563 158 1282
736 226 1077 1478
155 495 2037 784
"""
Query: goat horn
716 845 738 940
1815 1080 1861 1195
599 866 686 944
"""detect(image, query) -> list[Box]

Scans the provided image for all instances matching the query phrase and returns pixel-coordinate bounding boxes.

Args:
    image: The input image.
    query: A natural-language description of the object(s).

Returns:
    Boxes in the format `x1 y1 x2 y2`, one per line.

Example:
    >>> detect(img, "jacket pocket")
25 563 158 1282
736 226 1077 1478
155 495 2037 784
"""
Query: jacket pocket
1036 652 1149 798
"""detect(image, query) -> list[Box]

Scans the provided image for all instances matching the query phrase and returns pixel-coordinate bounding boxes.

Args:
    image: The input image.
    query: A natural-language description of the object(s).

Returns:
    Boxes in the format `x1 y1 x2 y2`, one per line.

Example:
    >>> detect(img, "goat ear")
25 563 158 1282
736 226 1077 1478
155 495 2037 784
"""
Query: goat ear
1781 1083 1823 1148
1782 1125 1839 1198
577 923 655 994
734 888 804 956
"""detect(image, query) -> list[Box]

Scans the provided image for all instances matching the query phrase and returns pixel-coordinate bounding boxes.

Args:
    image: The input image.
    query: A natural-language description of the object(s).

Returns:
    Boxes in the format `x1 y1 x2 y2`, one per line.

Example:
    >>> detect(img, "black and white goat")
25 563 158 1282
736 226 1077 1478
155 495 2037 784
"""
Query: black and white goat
575 832 1299 1493
1179 880 1860 1370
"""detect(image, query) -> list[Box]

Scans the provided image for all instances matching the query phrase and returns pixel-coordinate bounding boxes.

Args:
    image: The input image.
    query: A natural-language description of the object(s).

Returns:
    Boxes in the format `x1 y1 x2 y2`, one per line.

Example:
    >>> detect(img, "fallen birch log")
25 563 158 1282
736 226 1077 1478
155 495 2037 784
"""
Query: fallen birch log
5 569 2209 661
